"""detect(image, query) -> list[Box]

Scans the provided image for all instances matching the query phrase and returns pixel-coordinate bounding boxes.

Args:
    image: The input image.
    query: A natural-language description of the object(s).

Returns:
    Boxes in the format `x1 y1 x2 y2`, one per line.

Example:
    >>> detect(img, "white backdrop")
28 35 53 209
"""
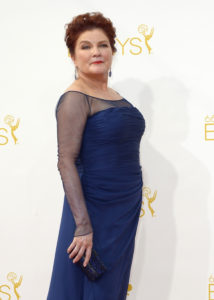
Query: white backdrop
0 0 214 299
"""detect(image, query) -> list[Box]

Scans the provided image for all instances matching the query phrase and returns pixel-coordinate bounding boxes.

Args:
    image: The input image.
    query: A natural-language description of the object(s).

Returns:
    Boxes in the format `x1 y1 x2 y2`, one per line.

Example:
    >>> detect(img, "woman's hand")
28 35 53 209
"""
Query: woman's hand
67 232 93 267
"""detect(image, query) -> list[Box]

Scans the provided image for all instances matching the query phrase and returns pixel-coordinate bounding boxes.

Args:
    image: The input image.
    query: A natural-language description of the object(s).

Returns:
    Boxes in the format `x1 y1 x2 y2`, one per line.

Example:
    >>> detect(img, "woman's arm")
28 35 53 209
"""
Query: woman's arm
55 91 93 237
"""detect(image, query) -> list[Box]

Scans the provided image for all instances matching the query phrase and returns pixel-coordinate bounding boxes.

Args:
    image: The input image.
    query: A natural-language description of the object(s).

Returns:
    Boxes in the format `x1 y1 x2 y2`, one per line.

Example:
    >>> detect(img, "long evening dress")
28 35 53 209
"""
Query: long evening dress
46 90 146 300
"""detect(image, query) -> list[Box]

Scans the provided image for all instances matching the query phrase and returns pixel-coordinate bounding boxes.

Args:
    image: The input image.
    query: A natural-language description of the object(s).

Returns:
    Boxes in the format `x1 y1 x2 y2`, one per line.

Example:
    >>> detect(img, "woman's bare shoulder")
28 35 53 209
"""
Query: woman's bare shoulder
64 82 86 94
63 84 122 99
109 87 122 97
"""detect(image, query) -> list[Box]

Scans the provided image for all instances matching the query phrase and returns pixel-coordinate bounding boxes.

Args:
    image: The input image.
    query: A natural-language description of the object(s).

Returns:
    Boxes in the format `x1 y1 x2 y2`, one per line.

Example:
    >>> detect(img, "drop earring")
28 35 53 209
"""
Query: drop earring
109 68 112 77
74 66 78 80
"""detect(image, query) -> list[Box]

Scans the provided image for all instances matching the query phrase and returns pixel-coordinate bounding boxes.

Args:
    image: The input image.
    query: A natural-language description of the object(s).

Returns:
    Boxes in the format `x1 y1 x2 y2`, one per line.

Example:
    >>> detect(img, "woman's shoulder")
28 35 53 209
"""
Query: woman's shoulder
63 84 122 99
60 84 89 102
108 87 122 97
55 86 90 118
63 82 87 94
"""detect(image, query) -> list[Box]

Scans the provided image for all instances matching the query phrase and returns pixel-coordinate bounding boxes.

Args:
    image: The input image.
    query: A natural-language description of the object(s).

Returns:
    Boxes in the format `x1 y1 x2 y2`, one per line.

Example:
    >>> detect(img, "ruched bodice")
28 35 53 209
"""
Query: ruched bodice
79 106 144 173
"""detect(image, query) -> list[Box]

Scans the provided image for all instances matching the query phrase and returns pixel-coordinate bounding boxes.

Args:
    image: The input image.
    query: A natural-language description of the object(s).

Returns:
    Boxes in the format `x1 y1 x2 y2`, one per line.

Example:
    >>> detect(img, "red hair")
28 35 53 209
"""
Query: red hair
64 11 117 56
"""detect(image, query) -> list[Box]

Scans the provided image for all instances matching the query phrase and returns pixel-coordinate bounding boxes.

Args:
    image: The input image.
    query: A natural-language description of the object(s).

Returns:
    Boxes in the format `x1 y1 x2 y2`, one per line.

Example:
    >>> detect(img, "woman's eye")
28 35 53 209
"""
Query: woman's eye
82 44 108 49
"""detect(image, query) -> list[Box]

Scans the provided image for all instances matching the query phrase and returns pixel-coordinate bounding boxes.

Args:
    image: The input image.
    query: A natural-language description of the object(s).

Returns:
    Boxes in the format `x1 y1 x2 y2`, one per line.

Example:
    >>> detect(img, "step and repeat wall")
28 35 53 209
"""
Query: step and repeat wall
0 1 213 299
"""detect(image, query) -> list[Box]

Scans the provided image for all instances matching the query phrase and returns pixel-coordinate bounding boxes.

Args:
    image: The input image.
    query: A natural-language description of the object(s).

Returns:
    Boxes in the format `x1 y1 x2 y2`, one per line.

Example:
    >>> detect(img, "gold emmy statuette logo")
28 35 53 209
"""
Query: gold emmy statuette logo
205 115 214 141
140 187 157 218
0 272 23 299
127 283 133 296
209 275 214 300
138 24 154 54
0 115 20 146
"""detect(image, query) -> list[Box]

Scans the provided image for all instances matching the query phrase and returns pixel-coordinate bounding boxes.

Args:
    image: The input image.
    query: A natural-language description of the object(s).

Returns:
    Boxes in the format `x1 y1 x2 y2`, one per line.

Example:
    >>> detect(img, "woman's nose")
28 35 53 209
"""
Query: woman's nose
92 47 101 55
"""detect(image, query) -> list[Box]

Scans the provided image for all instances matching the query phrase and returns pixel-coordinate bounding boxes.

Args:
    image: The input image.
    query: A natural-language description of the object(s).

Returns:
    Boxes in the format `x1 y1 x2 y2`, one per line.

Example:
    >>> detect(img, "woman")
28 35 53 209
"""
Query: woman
46 11 146 300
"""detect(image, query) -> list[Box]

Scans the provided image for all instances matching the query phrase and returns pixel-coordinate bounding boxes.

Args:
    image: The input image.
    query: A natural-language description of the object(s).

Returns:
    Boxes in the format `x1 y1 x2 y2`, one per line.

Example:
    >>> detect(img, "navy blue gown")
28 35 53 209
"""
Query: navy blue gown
46 90 146 300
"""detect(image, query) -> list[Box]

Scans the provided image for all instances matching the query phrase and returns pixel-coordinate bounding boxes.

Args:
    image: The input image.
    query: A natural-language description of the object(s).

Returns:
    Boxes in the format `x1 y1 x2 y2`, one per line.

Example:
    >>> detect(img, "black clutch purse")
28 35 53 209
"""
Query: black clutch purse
76 248 108 281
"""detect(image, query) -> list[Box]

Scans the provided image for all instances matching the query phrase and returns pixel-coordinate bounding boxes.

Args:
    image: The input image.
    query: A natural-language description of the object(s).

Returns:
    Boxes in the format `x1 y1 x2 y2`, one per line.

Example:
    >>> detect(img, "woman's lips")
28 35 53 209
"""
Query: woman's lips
92 61 103 64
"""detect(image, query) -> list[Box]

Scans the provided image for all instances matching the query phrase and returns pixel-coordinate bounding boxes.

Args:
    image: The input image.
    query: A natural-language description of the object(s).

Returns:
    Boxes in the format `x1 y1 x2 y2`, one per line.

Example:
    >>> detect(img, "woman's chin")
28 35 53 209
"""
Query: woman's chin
89 70 108 77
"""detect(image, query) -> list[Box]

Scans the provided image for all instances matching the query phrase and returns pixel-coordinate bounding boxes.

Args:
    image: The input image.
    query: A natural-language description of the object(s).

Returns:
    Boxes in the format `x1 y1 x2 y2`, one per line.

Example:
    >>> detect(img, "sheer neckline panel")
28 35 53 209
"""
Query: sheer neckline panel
88 106 137 119
62 90 124 102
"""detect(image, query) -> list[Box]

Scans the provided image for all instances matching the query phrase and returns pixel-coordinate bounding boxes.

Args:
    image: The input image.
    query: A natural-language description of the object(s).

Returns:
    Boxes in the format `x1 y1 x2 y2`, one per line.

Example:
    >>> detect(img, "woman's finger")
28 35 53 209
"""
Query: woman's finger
83 246 92 267
69 244 80 259
72 246 85 263
67 240 76 254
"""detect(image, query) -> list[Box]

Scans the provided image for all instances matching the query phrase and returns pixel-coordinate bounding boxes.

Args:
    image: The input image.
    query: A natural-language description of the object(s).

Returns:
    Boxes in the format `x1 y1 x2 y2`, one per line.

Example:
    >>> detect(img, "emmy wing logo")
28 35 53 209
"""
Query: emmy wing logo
0 272 23 299
0 115 20 146
205 115 214 141
209 275 214 300
140 186 157 218
138 24 154 54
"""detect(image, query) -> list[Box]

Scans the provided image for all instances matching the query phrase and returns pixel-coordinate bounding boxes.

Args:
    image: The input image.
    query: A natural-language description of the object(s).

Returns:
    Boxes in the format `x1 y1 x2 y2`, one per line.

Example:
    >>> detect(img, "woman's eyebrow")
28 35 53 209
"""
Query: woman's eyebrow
80 40 108 44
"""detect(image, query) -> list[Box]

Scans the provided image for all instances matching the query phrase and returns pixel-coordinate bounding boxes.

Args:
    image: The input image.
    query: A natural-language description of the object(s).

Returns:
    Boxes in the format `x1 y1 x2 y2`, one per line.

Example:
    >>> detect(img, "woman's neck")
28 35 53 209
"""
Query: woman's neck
77 73 109 93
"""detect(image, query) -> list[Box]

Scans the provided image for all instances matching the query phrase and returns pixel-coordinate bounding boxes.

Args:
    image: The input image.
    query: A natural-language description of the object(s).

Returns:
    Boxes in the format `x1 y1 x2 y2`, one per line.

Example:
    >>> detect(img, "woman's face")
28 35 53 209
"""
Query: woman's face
71 28 113 79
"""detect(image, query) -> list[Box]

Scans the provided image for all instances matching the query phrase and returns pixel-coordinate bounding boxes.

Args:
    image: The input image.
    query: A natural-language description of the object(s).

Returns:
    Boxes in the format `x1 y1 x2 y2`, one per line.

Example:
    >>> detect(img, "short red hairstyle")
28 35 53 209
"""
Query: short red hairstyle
64 11 117 57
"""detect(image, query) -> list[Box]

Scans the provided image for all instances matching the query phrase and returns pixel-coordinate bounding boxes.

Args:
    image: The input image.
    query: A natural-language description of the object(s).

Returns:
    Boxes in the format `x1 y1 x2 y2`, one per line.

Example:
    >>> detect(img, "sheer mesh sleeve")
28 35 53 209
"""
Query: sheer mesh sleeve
55 91 93 237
